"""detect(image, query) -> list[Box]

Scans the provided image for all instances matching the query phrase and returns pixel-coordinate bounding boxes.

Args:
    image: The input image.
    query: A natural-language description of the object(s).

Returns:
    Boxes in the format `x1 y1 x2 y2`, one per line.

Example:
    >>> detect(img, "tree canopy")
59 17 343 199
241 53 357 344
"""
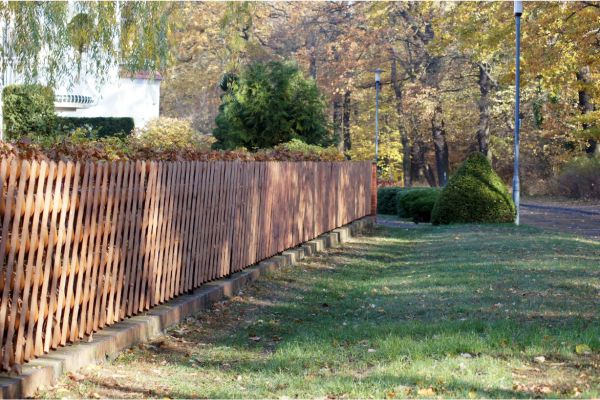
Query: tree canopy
213 61 332 150
160 1 600 194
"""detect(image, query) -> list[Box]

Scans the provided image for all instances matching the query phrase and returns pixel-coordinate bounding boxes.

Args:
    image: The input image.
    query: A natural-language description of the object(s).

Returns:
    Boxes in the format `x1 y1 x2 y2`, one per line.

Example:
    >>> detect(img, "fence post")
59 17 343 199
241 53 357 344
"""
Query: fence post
370 163 377 216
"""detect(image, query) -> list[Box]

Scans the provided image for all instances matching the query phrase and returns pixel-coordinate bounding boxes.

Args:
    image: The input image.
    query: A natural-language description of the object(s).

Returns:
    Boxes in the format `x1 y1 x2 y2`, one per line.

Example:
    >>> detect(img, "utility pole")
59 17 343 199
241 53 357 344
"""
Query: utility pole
374 68 382 167
513 1 522 225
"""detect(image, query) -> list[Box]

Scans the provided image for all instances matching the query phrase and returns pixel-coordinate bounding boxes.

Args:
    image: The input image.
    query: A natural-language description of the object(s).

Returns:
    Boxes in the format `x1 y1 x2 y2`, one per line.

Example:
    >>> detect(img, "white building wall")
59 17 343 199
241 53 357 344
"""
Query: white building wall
56 77 160 128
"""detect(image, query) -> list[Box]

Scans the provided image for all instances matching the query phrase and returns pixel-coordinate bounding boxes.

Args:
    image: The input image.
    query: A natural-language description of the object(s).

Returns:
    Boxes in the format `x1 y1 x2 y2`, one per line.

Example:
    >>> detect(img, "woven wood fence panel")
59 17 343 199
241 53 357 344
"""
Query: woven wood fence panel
0 159 372 370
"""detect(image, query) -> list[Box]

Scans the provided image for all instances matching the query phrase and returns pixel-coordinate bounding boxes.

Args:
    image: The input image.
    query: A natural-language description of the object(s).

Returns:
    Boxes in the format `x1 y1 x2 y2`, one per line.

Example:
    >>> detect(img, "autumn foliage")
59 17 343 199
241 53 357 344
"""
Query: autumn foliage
0 137 345 163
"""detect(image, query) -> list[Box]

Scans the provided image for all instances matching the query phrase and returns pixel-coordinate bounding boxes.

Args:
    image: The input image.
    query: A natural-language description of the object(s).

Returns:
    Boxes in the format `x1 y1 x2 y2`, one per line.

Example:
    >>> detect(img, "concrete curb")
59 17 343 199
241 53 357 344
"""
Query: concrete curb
0 216 374 399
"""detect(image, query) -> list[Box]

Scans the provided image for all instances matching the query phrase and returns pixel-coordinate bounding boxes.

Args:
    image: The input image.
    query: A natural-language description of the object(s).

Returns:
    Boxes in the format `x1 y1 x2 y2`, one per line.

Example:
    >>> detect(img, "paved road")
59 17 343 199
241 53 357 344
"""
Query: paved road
521 202 600 241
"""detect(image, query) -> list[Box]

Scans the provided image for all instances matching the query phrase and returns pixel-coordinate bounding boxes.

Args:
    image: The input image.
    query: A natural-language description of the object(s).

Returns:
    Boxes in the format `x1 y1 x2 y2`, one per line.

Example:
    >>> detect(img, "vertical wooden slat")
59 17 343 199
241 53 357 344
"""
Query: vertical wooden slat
171 160 186 296
158 162 177 303
14 161 48 363
122 161 146 318
211 162 227 280
69 163 98 341
78 163 106 338
146 162 166 308
202 162 216 284
176 161 192 295
199 162 213 283
113 161 137 321
249 163 260 265
179 162 195 293
242 164 254 268
84 162 109 335
232 163 244 272
168 161 184 299
106 162 131 324
57 163 89 345
225 162 238 276
193 162 209 287
50 162 81 348
41 162 74 352
23 162 56 357
0 160 27 364
96 162 122 330
219 162 234 278
256 163 266 262
3 161 39 367
136 161 157 313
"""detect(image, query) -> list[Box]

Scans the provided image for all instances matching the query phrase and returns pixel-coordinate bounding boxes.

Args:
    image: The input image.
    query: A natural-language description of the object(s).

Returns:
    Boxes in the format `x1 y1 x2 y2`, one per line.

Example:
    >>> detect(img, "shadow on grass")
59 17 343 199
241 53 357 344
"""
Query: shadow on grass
105 224 599 398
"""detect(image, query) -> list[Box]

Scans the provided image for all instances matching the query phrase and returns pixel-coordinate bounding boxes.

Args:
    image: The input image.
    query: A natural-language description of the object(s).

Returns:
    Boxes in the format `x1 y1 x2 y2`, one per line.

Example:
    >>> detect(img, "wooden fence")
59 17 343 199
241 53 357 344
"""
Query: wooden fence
0 159 373 370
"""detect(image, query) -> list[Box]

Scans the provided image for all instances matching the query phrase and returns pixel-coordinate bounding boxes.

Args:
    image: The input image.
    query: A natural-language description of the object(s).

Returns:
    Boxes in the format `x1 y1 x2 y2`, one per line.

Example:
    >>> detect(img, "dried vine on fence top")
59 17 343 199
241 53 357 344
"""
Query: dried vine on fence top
0 140 347 162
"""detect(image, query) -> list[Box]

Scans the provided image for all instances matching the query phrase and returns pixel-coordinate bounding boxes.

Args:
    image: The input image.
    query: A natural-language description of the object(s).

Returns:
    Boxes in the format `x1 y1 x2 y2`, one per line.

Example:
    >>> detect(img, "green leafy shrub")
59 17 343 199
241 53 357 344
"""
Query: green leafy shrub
552 156 600 199
213 61 333 150
431 153 515 225
377 187 403 215
397 188 441 223
3 84 56 139
267 139 343 161
135 117 215 150
55 116 135 139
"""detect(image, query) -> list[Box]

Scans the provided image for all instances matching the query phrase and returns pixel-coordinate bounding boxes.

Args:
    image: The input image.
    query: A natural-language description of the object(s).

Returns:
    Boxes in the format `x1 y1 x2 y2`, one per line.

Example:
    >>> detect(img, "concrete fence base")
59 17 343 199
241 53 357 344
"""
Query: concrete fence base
0 216 374 399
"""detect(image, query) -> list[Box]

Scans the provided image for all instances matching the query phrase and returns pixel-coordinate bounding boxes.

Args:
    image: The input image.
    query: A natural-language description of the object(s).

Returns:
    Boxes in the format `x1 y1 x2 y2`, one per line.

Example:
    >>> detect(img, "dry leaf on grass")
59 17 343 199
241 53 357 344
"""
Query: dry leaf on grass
417 387 436 396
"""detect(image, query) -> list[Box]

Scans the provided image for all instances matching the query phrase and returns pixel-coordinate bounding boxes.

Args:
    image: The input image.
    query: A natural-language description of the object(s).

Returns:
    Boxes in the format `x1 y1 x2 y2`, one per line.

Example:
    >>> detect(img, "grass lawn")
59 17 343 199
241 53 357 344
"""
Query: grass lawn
39 221 599 398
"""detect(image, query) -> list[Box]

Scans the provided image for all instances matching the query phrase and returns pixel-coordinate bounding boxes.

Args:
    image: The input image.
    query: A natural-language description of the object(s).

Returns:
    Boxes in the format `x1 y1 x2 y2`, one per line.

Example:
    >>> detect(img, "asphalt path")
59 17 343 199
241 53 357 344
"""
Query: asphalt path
521 202 600 241
376 202 600 241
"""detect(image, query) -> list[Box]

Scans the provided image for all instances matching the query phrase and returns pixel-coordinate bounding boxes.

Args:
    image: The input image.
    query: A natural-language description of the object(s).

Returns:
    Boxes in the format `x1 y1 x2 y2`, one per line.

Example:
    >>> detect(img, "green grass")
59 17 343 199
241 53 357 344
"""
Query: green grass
40 222 600 399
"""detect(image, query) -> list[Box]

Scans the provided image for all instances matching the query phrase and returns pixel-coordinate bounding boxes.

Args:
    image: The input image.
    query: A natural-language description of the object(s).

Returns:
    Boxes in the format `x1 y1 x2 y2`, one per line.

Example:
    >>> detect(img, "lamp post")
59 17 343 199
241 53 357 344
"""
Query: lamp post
374 68 383 167
513 1 522 225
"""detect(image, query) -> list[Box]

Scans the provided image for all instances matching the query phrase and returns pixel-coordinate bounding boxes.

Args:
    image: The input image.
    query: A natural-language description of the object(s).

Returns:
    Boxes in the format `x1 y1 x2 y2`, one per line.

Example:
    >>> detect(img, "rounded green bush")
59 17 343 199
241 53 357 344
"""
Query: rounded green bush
377 187 402 215
431 153 515 225
396 188 440 220
405 190 441 223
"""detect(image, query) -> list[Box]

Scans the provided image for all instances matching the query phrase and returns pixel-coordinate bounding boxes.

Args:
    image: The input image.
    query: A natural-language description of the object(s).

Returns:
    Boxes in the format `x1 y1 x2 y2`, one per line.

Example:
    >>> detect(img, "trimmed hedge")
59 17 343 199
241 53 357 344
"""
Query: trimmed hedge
3 84 56 139
431 152 515 225
397 188 441 223
377 187 403 214
377 187 441 223
55 117 135 139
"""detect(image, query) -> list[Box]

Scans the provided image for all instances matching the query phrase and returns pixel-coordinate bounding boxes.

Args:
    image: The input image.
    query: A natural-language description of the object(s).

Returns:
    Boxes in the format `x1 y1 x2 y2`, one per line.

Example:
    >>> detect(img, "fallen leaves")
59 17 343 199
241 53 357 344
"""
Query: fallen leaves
417 387 436 396
68 372 86 382
575 344 591 355
513 383 553 395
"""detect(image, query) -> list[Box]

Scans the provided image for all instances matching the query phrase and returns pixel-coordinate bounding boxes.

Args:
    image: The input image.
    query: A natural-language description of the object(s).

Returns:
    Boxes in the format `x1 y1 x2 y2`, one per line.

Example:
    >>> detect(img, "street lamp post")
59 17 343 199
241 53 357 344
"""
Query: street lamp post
513 1 522 225
374 68 382 167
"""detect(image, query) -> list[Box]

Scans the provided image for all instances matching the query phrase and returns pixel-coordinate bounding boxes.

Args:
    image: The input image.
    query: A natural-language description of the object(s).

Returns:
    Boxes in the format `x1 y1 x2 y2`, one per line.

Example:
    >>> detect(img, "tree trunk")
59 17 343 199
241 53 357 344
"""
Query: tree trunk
309 52 317 80
477 63 491 158
332 99 342 150
410 141 421 185
424 164 437 188
431 104 449 186
342 90 352 152
576 66 598 155
401 131 411 187
390 53 411 186
410 139 427 185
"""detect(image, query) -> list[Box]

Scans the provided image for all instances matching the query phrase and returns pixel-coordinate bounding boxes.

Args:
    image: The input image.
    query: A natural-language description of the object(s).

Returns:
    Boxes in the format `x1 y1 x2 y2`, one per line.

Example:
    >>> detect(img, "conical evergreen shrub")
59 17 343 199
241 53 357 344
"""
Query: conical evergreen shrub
431 153 515 225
